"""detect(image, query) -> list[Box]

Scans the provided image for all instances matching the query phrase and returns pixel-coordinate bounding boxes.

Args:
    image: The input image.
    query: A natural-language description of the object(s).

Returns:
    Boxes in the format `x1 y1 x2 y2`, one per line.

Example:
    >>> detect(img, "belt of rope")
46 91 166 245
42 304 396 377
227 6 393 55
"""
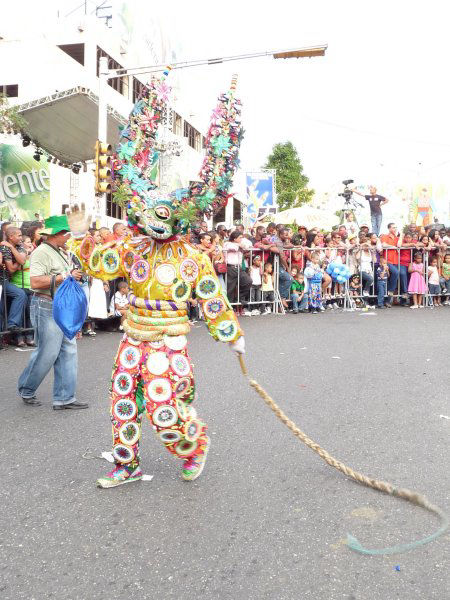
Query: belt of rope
237 354 448 556
128 305 187 318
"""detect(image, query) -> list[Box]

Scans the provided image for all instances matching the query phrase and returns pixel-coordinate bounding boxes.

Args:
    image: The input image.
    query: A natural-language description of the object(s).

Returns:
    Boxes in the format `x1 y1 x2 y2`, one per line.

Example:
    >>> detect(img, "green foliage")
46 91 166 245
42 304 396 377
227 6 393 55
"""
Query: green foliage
113 183 133 209
0 94 28 133
264 141 314 211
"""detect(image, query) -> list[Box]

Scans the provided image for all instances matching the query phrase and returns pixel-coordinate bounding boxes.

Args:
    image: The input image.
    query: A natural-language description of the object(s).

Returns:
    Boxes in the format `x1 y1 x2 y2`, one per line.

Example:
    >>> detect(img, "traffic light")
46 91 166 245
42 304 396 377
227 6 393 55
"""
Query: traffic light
94 140 112 194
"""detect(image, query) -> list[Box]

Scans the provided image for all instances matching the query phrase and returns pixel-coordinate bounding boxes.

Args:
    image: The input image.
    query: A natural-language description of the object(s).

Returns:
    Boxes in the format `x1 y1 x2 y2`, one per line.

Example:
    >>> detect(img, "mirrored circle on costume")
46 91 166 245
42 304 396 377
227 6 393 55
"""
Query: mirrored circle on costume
80 236 95 260
147 377 172 403
119 345 141 369
149 339 165 349
159 429 182 445
170 353 191 377
175 439 198 457
102 249 120 274
184 418 203 442
175 397 189 420
113 444 135 464
180 258 199 283
216 320 238 342
174 377 191 399
155 263 176 286
203 297 226 320
113 372 134 396
146 351 169 375
126 336 141 346
118 422 140 446
171 280 191 302
131 259 150 283
164 334 187 351
196 275 219 299
123 250 135 272
89 248 101 272
152 404 178 428
113 398 137 421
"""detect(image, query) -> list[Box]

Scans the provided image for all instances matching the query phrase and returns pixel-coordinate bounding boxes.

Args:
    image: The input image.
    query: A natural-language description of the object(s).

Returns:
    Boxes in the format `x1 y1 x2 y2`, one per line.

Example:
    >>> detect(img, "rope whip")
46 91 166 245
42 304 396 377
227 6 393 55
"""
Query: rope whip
237 354 448 555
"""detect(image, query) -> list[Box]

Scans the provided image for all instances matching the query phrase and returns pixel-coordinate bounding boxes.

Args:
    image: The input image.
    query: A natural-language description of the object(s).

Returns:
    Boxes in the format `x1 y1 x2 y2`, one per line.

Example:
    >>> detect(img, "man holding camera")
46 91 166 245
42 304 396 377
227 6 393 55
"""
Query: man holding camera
351 185 389 235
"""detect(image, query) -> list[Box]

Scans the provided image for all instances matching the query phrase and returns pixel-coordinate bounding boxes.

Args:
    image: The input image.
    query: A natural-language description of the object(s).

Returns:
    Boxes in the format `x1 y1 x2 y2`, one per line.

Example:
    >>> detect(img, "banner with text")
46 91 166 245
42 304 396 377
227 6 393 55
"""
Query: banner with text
0 144 50 222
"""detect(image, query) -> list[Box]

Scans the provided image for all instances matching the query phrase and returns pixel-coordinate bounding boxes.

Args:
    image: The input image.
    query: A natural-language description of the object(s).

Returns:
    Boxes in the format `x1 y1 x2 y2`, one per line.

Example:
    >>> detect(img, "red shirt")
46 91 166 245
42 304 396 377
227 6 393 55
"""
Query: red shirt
399 243 415 266
380 233 399 265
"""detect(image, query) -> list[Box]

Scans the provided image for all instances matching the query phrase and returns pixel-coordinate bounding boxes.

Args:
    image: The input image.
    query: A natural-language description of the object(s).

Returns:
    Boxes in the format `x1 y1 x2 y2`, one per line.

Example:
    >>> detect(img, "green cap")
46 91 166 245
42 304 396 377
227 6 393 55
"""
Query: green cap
40 215 70 235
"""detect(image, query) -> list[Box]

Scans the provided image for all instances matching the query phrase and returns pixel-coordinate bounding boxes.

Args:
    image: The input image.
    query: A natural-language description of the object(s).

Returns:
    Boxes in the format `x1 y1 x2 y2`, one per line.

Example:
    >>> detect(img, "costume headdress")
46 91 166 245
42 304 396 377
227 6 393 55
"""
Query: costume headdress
112 69 243 235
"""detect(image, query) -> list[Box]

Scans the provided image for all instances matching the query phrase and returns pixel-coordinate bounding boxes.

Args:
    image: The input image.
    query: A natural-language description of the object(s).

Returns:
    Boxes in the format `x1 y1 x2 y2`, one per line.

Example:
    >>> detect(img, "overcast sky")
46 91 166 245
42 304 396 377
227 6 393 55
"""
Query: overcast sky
4 0 450 195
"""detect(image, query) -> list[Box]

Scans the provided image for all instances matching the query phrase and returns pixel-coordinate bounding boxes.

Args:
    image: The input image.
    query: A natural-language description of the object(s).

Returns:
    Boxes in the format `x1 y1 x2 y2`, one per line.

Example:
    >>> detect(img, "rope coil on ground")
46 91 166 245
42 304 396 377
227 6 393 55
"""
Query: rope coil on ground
238 354 448 555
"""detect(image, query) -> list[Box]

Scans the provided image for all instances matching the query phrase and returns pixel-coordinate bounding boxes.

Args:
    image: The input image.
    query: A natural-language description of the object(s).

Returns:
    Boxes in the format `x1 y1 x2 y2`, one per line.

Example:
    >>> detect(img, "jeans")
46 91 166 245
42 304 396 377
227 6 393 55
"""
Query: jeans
371 213 382 235
2 280 26 328
386 263 399 301
278 267 293 299
292 293 308 311
361 271 373 293
377 279 387 306
399 265 409 295
18 296 78 406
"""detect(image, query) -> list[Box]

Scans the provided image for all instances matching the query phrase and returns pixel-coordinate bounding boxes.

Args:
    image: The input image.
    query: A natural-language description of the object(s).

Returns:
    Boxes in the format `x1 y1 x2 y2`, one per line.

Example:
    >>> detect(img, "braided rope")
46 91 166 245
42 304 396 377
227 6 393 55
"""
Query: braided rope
238 355 448 555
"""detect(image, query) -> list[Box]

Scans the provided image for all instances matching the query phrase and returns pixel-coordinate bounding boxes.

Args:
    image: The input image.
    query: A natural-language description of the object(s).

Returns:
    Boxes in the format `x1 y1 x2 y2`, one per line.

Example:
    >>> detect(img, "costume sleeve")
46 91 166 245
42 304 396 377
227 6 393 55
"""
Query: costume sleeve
67 236 128 282
193 252 243 343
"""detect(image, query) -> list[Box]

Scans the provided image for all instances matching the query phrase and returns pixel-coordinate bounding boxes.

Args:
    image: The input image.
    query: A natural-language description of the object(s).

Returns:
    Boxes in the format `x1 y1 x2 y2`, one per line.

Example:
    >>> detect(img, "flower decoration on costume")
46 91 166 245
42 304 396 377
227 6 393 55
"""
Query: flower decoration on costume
102 249 120 274
196 276 219 300
203 297 225 320
180 259 199 283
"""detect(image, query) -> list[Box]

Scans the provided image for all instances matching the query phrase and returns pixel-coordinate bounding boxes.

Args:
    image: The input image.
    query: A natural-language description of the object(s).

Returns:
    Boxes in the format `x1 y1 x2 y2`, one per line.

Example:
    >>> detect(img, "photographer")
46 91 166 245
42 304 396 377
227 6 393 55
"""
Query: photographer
351 185 388 235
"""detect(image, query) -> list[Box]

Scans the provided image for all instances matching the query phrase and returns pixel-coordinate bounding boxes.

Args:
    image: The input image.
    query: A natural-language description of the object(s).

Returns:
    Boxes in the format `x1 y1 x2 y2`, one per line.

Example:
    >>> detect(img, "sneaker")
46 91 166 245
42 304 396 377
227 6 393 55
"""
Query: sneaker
96 464 143 488
242 309 252 316
319 305 325 312
87 330 96 336
292 309 299 314
410 305 418 309
362 291 370 297
182 436 210 481
385 303 392 308
263 307 271 315
251 309 261 316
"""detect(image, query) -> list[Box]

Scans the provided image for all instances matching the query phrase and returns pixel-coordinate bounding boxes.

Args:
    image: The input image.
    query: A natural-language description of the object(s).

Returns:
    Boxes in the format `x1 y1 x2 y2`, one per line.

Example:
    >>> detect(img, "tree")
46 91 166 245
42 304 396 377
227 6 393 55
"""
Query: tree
0 94 27 134
264 141 314 212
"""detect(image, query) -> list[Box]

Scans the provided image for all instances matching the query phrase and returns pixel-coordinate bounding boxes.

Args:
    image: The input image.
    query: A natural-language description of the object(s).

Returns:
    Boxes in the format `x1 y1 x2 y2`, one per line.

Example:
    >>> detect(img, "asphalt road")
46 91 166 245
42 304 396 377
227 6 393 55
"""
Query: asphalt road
1 308 449 600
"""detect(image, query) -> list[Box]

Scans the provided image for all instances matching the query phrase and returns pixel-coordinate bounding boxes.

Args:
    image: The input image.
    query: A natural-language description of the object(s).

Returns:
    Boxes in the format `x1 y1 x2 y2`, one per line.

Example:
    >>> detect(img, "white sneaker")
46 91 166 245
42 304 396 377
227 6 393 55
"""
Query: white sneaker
263 307 271 314
363 291 370 297
319 305 325 311
243 309 252 316
251 309 261 316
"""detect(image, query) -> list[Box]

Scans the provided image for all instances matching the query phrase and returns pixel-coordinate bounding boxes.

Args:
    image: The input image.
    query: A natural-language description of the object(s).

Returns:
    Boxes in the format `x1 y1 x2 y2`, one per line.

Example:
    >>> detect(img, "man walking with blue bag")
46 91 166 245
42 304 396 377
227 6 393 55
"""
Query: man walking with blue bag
18 215 88 411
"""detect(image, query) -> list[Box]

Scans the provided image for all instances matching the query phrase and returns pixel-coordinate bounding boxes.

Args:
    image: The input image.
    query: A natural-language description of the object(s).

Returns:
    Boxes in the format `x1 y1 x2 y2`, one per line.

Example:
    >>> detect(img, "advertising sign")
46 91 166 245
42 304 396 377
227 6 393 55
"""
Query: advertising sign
246 170 276 226
0 144 50 222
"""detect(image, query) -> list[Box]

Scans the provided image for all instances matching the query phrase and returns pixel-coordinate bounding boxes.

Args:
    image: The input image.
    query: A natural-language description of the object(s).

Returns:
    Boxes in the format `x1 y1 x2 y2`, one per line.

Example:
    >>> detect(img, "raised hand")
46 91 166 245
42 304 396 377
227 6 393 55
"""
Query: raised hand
66 203 92 239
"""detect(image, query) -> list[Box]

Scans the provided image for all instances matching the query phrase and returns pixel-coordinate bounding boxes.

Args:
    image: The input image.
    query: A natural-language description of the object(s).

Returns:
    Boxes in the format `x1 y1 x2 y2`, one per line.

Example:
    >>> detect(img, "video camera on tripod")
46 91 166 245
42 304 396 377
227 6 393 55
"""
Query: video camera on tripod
338 179 363 209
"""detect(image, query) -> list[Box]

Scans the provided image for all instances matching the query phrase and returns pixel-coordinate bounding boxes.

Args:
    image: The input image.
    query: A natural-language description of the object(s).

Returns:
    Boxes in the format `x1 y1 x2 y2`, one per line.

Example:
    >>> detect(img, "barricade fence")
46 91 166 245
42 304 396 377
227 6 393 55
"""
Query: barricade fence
221 243 450 312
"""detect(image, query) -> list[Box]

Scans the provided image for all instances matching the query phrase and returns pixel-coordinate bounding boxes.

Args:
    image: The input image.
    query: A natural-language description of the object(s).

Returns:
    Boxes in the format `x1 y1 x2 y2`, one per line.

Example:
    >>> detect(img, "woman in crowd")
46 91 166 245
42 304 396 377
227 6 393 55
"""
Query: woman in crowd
354 234 374 295
223 230 252 311
304 231 332 299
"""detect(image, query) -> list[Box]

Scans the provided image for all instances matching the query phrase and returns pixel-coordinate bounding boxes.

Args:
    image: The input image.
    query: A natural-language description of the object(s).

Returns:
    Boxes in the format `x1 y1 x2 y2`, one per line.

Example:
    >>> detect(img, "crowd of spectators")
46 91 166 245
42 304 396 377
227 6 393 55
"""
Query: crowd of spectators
1 215 449 348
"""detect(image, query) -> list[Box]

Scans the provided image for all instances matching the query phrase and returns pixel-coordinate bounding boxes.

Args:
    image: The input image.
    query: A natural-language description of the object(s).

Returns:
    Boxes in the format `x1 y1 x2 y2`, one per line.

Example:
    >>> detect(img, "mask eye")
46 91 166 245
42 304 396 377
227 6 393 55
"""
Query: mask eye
155 205 171 220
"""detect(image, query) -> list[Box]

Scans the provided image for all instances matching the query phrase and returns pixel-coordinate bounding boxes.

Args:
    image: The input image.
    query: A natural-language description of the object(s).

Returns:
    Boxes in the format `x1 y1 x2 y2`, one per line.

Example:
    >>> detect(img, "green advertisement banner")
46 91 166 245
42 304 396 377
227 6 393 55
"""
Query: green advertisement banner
0 144 50 222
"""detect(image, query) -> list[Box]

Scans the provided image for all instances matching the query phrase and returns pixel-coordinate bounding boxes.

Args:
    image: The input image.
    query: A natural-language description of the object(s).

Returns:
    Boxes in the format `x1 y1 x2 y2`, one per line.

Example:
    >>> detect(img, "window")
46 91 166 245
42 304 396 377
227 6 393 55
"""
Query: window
0 84 18 98
132 77 151 103
184 121 200 150
58 44 85 66
97 47 128 97
106 192 123 220
172 112 183 136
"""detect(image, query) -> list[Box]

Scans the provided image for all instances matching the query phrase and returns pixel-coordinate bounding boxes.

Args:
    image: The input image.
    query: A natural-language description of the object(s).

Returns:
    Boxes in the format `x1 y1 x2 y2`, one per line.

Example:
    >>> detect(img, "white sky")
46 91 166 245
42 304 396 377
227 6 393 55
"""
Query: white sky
4 0 450 195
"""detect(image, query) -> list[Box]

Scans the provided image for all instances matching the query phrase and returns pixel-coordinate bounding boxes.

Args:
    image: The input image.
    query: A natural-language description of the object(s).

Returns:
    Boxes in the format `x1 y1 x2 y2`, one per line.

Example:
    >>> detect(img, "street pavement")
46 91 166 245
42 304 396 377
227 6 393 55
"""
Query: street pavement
1 308 449 600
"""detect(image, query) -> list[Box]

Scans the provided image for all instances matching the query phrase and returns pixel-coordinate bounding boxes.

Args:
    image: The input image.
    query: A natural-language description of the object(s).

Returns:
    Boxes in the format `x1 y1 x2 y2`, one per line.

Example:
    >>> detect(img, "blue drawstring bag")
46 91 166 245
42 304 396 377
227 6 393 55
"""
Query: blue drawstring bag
53 276 88 339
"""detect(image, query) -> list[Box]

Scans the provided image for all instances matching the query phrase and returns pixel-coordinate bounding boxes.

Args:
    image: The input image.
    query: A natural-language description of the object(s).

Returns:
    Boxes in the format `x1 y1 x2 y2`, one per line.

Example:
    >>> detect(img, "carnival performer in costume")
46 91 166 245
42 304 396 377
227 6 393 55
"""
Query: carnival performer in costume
67 71 245 488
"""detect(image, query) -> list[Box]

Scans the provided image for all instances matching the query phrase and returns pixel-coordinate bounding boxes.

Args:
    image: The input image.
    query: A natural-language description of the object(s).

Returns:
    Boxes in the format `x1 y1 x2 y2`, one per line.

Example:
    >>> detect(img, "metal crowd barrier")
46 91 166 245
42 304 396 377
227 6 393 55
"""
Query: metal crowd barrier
220 242 450 313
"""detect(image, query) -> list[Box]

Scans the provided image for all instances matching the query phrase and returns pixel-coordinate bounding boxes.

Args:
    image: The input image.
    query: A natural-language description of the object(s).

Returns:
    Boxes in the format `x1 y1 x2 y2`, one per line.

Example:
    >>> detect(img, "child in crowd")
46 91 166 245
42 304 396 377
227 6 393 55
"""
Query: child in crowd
441 253 450 305
349 274 365 308
249 254 262 315
306 252 323 314
376 256 390 309
261 262 274 314
290 271 307 313
112 281 129 329
427 256 441 307
408 252 426 309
